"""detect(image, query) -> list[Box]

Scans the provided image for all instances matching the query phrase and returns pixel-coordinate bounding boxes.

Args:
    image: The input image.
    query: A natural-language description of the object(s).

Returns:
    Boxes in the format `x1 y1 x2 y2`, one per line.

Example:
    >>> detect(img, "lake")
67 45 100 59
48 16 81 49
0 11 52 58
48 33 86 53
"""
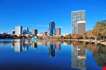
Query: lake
0 39 106 70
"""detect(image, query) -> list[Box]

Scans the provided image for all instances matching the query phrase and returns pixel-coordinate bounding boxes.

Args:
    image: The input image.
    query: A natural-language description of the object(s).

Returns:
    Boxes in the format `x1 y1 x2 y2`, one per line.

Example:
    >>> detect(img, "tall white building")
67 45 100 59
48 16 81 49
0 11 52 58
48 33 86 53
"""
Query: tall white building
15 26 23 36
71 10 86 34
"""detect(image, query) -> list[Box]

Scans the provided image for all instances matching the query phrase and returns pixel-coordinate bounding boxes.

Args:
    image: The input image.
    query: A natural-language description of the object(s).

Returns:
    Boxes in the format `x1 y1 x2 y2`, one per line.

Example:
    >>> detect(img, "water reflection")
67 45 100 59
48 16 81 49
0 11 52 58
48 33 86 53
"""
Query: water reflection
0 39 12 46
32 42 37 48
0 39 106 70
12 39 30 53
48 41 61 57
71 41 86 70
93 44 106 68
48 43 56 57
12 39 61 58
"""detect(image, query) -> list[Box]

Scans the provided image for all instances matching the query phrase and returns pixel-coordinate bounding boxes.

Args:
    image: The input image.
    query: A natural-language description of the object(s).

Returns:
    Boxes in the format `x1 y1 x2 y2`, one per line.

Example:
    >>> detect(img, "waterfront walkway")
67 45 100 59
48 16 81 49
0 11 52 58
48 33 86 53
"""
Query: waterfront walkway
71 39 106 45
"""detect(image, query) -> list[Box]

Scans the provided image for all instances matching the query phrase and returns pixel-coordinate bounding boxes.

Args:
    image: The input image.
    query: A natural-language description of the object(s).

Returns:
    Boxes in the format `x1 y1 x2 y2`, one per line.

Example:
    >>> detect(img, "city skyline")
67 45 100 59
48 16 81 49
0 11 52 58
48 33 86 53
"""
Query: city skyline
0 0 106 34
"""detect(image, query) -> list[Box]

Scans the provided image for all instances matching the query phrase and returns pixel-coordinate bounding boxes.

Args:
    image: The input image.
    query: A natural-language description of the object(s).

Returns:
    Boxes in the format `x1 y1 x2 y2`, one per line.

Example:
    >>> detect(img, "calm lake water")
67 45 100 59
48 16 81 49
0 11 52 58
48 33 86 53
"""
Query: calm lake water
0 39 106 70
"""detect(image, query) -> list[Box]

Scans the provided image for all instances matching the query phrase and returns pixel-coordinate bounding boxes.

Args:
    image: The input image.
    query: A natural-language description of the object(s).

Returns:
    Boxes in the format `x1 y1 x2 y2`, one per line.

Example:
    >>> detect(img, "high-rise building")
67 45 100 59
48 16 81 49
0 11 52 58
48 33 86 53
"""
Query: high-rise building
71 10 86 34
15 26 23 36
23 27 30 35
32 29 38 36
49 21 56 36
56 28 61 36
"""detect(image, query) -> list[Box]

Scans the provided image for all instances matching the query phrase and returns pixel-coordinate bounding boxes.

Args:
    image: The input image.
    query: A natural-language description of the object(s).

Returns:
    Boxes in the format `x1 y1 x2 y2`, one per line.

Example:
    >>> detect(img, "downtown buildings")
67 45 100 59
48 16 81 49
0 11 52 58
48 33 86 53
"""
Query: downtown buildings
7 10 86 39
13 26 38 37
71 10 86 35
49 21 61 36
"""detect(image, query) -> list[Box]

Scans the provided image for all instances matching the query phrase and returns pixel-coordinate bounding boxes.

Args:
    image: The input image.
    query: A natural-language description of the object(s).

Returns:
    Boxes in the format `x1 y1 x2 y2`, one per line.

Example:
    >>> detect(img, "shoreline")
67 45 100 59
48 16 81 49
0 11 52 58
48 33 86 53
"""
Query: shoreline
71 39 106 45
0 38 106 45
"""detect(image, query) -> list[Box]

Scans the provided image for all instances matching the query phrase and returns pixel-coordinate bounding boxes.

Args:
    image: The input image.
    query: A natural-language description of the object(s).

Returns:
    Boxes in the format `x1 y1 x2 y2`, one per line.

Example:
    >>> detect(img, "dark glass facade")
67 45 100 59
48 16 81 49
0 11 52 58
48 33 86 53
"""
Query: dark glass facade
49 21 56 36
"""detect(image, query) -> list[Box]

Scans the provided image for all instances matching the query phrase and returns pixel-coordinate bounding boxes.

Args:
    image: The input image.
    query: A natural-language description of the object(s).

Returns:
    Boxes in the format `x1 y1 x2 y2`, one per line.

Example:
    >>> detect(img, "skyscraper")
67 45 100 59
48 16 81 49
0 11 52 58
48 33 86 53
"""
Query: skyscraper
23 27 30 35
71 10 86 34
15 26 23 36
56 28 61 36
49 21 56 36
32 29 38 36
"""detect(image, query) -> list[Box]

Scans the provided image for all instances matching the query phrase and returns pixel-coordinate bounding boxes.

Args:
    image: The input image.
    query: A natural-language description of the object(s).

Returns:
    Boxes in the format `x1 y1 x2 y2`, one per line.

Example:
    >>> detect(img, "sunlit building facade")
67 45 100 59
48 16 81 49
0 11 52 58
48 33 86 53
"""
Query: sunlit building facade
71 10 86 34
15 26 23 36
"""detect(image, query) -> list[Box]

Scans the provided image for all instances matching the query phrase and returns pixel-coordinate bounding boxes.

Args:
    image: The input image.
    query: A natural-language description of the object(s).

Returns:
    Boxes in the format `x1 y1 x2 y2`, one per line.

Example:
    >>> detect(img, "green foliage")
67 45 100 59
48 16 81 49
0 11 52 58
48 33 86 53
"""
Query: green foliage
92 20 106 36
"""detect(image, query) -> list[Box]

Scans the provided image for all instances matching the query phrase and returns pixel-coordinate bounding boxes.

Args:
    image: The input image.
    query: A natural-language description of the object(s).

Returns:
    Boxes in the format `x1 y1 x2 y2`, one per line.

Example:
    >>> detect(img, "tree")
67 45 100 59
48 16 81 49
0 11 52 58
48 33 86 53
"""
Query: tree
92 20 106 40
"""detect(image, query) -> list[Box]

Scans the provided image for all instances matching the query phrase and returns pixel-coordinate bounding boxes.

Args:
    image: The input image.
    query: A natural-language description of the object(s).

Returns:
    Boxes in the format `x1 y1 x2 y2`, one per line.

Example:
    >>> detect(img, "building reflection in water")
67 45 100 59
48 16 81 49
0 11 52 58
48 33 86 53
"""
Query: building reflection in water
71 41 86 70
10 39 106 69
1 39 106 69
32 42 37 48
55 41 61 50
71 41 106 70
48 41 61 57
48 43 55 57
12 39 61 57
12 39 30 53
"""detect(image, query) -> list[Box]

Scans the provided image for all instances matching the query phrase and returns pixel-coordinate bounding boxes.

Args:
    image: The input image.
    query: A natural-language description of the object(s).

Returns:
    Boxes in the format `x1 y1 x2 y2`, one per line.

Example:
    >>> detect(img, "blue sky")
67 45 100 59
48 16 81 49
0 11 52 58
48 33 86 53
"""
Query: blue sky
0 0 106 34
